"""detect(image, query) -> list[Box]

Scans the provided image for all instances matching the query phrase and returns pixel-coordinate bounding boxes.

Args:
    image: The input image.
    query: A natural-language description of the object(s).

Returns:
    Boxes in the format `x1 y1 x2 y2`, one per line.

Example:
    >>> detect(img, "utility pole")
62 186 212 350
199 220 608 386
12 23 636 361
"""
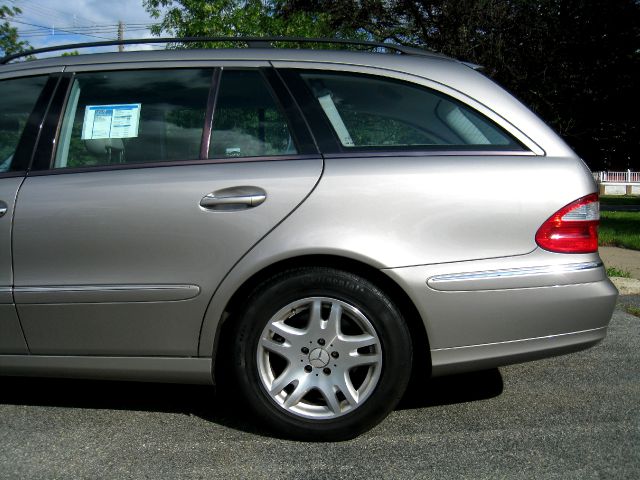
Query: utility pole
117 20 124 52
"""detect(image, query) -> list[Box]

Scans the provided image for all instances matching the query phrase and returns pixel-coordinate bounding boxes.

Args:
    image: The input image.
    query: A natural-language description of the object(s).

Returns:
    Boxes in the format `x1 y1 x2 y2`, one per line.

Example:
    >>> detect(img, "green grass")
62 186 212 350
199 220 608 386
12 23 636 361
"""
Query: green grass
624 305 640 318
600 195 640 206
606 266 631 278
599 211 640 251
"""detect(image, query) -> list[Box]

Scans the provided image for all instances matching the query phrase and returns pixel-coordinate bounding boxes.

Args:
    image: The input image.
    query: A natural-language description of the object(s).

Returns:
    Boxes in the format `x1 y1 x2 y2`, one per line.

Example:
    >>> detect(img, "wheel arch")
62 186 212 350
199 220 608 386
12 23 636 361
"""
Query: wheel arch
212 254 431 384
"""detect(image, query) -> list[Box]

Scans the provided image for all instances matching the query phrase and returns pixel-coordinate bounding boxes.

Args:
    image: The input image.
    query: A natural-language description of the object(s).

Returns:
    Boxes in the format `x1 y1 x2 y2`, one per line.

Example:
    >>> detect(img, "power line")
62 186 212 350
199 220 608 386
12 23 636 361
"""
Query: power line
19 23 156 30
16 0 101 27
10 1 150 40
18 24 156 34
7 2 159 47
19 27 151 35
6 18 116 41
18 26 155 40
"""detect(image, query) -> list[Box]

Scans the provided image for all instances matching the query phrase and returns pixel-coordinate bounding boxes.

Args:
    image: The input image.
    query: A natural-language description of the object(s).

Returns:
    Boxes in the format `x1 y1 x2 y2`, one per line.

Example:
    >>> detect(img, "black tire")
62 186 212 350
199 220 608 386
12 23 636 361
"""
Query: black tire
230 267 413 441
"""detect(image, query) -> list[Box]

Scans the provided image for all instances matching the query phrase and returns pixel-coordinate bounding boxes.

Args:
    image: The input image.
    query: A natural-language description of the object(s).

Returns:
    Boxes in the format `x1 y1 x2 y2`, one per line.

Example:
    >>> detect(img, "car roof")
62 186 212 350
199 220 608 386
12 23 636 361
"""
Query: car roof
0 46 458 72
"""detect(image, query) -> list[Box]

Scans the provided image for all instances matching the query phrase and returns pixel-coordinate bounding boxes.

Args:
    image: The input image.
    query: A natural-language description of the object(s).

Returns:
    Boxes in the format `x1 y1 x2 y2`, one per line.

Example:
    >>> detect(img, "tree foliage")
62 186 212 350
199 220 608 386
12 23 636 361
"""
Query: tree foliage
145 0 639 170
0 4 29 56
143 0 357 41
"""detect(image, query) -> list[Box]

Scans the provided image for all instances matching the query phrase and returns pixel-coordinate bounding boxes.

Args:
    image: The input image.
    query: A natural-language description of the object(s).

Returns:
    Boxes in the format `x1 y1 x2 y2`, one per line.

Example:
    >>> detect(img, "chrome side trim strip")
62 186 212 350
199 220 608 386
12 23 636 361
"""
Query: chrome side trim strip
427 261 604 292
13 284 201 304
429 261 601 283
14 284 200 293
323 150 535 159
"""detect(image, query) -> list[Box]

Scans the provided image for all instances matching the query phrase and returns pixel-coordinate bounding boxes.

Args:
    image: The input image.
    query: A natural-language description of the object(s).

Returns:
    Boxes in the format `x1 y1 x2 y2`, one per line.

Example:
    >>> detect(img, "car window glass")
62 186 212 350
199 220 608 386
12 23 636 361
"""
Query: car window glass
54 69 212 169
208 70 297 159
300 71 521 150
0 75 48 172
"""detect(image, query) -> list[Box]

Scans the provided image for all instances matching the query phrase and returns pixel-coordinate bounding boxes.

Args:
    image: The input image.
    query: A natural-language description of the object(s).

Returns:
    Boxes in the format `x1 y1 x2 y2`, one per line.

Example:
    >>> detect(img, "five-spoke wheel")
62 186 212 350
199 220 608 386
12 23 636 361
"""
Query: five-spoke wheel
230 267 412 441
257 297 382 419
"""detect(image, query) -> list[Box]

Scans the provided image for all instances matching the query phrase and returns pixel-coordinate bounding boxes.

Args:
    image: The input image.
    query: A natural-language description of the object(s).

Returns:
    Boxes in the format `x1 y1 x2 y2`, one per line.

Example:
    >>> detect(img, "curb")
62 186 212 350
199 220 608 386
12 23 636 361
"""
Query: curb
610 277 640 295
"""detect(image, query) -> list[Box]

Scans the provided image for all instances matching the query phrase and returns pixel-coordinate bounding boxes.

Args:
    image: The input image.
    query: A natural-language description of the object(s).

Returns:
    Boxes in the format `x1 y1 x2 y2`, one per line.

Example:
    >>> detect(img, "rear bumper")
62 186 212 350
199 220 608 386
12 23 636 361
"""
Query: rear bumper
430 326 607 376
383 250 618 375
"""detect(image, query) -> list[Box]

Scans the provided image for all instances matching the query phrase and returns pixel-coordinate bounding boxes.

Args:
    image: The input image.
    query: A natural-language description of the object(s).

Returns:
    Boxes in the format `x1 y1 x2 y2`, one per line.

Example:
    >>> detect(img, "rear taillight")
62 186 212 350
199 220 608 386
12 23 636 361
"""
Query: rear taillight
535 193 599 253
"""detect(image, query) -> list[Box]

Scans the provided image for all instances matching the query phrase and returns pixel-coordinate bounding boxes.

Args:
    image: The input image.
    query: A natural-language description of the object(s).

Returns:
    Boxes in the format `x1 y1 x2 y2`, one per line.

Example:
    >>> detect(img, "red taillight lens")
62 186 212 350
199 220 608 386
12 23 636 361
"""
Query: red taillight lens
535 193 599 253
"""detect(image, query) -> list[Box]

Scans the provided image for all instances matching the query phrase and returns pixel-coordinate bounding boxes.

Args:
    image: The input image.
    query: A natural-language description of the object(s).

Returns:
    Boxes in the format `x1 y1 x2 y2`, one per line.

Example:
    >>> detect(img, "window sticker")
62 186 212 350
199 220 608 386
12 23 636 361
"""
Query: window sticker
81 104 141 140
225 147 241 157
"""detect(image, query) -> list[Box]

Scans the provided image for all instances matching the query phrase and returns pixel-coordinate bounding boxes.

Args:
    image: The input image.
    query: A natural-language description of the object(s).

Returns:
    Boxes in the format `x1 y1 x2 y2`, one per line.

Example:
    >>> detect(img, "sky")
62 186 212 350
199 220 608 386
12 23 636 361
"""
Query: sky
6 0 167 56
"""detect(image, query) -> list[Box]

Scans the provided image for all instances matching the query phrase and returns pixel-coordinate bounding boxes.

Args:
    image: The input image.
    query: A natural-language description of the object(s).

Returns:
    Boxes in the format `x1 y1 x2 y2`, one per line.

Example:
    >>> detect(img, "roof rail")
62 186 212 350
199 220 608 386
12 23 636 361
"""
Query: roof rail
0 36 444 65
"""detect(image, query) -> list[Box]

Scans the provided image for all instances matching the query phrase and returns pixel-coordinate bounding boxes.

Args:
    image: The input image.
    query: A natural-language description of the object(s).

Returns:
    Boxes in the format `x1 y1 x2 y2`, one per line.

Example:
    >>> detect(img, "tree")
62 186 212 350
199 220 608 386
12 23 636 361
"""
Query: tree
279 0 640 171
0 4 29 56
144 0 639 170
143 0 357 43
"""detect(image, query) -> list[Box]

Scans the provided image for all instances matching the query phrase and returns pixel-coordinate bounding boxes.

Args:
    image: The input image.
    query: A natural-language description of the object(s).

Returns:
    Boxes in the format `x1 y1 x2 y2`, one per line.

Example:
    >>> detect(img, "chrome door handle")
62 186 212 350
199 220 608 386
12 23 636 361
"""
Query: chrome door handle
200 194 266 207
0 201 7 218
200 186 267 211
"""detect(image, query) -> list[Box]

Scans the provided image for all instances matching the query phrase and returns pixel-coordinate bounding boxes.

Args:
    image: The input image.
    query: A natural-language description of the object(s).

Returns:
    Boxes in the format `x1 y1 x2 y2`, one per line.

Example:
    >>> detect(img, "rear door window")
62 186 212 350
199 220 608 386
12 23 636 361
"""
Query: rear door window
298 71 522 151
0 76 48 172
53 69 212 169
208 70 298 159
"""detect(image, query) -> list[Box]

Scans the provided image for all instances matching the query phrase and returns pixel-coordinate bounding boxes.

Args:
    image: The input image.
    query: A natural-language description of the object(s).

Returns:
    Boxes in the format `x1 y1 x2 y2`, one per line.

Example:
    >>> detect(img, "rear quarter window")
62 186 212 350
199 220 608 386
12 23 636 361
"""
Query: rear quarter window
299 71 523 151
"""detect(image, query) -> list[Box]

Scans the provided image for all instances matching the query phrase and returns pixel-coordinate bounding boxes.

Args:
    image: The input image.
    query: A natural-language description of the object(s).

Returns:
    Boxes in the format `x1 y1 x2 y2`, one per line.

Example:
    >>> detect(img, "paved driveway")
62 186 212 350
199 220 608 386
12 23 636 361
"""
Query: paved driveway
0 300 638 479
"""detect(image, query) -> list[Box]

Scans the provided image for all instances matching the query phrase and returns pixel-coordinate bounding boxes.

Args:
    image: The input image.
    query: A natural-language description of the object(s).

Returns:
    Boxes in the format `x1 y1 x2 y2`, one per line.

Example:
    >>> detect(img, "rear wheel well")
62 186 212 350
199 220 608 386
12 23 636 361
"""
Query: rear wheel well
214 255 431 384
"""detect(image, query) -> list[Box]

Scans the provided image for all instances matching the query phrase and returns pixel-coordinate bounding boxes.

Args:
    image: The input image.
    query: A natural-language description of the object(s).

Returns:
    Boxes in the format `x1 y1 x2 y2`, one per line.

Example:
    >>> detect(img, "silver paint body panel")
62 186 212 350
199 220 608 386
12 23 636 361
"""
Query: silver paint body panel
0 48 617 383
203 155 595 268
13 160 322 355
383 251 616 349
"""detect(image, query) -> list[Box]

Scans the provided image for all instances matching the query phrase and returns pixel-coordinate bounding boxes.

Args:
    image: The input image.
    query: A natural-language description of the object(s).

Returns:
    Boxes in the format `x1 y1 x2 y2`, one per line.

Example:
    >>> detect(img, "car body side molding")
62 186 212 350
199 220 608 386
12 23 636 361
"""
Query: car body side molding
13 284 201 304
0 355 213 384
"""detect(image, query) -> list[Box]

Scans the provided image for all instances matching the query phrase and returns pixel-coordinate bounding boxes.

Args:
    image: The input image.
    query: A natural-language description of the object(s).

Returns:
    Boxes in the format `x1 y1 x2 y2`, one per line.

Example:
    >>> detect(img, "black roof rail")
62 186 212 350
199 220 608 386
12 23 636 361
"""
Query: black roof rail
0 36 444 65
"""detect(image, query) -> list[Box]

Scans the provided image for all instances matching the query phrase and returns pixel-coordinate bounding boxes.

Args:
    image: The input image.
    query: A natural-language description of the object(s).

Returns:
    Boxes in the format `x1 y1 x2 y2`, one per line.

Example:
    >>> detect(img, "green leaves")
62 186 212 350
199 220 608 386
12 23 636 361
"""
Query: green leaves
1 4 30 56
143 0 359 45
142 0 639 171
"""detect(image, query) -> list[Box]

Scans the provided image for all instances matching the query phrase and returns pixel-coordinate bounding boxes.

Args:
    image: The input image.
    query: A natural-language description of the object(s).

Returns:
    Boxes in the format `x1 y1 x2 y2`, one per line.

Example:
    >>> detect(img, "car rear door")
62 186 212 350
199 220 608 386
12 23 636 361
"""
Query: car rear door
12 62 321 357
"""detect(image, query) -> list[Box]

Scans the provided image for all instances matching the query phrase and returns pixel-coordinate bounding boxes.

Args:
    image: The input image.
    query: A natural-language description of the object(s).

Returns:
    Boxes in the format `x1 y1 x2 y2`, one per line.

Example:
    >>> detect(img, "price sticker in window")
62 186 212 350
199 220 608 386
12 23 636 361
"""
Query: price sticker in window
81 104 141 140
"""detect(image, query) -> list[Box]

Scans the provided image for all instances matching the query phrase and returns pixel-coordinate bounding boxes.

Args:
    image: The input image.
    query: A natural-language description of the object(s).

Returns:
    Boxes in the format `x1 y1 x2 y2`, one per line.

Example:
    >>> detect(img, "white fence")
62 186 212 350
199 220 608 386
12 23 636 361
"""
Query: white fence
593 170 640 195
593 170 640 184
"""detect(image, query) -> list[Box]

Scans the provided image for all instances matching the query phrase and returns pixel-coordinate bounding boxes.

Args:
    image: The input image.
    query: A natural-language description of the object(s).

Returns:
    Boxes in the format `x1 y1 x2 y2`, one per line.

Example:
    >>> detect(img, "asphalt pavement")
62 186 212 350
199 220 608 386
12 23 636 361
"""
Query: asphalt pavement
0 299 638 479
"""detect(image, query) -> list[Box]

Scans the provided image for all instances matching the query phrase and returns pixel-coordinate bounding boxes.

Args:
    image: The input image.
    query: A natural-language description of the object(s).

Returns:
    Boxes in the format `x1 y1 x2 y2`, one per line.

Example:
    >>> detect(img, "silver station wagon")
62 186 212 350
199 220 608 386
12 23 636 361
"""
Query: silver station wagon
0 38 618 440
